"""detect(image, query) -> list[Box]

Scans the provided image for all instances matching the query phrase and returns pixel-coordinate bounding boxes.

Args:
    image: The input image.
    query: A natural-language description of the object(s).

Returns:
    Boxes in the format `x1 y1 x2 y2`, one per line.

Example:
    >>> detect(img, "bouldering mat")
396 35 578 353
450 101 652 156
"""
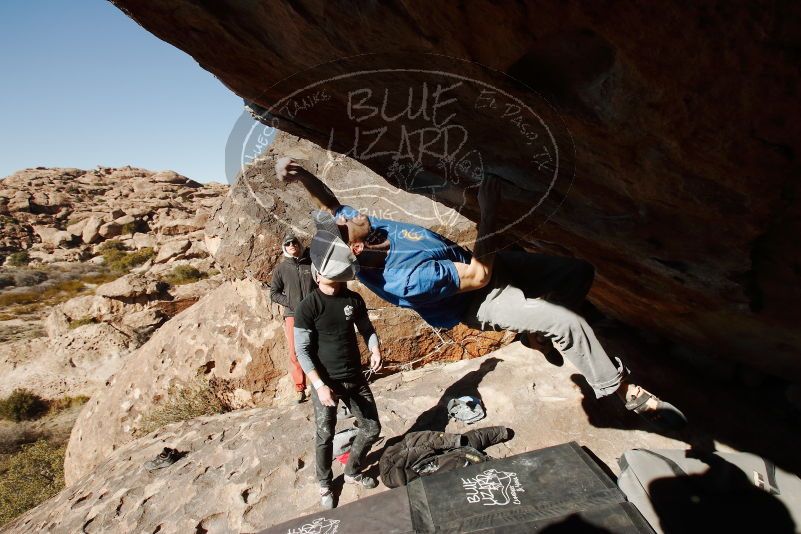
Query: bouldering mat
261 441 654 533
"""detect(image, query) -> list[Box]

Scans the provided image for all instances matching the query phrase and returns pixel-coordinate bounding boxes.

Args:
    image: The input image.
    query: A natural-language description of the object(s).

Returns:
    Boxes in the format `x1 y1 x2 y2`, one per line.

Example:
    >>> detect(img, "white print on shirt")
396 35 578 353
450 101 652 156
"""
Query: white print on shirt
343 305 354 320
287 517 340 534
462 468 525 506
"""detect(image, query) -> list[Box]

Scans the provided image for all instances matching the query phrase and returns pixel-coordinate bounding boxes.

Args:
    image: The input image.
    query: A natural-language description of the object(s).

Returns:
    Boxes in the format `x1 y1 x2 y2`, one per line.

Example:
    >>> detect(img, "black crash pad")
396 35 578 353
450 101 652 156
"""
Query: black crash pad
261 441 654 533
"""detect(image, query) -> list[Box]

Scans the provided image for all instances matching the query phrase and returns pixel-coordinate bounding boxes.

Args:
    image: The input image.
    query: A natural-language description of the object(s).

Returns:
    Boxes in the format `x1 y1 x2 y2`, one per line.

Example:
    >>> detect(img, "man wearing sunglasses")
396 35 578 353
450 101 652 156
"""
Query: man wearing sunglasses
274 158 687 431
270 233 316 403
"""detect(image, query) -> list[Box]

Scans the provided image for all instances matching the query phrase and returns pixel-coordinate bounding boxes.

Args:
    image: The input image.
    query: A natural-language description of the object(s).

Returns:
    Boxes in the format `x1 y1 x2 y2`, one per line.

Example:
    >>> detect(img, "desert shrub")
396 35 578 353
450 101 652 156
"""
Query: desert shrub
120 221 139 235
6 252 29 267
98 240 126 253
0 279 86 309
162 265 207 286
0 390 48 422
0 274 14 289
100 241 154 273
68 316 96 330
137 380 227 436
46 395 89 415
0 440 66 526
12 269 48 287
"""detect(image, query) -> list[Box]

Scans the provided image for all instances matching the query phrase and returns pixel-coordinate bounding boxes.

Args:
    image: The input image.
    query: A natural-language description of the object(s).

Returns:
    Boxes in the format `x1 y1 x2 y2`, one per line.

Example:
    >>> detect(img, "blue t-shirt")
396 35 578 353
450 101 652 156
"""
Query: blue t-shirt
335 205 472 328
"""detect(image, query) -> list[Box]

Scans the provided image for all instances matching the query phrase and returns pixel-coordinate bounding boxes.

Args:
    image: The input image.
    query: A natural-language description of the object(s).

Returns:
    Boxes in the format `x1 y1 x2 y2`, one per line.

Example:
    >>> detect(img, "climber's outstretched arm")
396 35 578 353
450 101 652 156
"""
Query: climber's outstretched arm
274 158 341 213
454 176 501 293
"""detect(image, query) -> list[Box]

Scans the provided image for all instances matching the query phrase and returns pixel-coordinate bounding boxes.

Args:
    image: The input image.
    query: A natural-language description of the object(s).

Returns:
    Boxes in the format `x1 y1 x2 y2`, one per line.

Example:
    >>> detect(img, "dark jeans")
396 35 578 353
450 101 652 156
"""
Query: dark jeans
311 377 381 486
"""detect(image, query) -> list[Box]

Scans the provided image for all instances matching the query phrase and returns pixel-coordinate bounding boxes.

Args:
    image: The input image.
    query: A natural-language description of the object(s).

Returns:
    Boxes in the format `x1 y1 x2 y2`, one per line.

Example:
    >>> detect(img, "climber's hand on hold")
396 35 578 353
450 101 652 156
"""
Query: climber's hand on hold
275 157 308 183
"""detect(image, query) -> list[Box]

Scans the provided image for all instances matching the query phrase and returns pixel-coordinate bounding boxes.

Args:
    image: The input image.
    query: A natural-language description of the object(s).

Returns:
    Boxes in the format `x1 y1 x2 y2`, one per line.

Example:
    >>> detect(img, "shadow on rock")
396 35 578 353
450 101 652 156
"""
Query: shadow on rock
648 453 795 533
365 357 502 468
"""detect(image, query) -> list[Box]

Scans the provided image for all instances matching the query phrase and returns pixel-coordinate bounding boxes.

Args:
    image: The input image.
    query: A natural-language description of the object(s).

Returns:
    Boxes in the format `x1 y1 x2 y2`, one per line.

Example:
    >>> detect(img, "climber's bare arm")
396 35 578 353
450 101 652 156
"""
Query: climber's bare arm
454 176 501 293
274 157 341 213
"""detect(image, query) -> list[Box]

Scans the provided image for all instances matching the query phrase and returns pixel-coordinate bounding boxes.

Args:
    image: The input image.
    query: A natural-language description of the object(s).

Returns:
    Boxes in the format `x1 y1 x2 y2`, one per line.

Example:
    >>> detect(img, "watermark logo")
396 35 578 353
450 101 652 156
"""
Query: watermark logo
462 468 526 506
226 53 573 253
287 516 340 534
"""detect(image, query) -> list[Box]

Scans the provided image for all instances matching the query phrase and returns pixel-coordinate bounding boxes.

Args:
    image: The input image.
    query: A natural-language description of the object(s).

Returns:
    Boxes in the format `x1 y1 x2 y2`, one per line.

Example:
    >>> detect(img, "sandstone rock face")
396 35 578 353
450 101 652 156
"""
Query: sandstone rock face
153 239 190 263
11 346 689 533
0 166 227 262
116 1 801 381
0 275 224 400
206 130 509 373
94 273 167 301
63 279 286 485
0 167 229 400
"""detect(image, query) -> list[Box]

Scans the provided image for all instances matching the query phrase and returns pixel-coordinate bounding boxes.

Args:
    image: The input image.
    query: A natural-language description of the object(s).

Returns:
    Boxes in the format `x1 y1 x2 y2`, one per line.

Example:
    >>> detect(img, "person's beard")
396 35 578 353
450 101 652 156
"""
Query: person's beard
364 229 390 251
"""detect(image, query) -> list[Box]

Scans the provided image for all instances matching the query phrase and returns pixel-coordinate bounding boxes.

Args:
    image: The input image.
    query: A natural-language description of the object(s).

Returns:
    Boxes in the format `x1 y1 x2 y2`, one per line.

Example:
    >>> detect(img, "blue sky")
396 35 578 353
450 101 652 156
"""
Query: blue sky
0 0 258 183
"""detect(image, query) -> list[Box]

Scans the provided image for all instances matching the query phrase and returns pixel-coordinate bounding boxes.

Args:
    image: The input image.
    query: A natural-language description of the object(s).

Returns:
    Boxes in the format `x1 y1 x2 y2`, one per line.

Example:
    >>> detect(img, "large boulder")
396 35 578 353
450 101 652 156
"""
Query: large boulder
205 132 479 281
81 216 103 244
11 346 689 532
63 279 286 484
21 339 801 532
115 1 801 383
95 273 167 301
204 130 508 368
154 239 190 263
32 225 77 249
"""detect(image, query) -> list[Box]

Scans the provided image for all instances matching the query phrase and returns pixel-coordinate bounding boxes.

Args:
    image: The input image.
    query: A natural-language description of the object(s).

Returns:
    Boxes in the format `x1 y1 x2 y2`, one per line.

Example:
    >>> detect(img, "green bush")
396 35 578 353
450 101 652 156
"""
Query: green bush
6 252 29 267
0 389 48 422
137 380 227 436
100 241 154 273
162 265 207 286
0 440 65 526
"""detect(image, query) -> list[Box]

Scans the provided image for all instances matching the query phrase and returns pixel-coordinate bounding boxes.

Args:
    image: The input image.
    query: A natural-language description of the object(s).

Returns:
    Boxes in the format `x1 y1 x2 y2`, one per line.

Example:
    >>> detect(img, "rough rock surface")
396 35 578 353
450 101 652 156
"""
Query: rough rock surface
19 336 801 533
9 345 688 533
0 166 229 400
63 274 508 486
116 1 801 382
0 275 224 400
63 279 286 484
0 166 226 260
206 131 509 369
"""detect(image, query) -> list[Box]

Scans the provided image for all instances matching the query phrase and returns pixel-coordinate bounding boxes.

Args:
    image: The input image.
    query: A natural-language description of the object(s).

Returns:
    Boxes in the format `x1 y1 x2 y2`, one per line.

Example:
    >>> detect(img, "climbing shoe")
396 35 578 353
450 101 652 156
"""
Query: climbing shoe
294 390 307 404
624 390 688 431
344 473 378 489
144 447 181 471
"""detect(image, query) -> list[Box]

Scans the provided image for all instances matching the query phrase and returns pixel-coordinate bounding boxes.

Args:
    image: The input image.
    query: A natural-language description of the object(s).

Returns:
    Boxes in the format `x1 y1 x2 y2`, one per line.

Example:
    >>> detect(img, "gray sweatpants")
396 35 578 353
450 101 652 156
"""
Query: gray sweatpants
461 251 625 398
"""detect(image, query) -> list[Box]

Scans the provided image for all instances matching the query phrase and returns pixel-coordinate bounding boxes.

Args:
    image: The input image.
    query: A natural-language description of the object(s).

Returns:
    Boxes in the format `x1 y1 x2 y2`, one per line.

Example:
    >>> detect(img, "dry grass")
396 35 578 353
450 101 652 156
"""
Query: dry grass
0 391 89 424
0 440 66 526
100 240 154 273
137 380 228 436
0 268 119 317
162 265 208 286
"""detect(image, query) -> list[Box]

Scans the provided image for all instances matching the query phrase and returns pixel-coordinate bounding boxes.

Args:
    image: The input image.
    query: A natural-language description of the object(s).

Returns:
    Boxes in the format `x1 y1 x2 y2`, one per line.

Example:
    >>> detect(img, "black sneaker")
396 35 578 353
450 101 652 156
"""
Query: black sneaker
145 447 181 471
344 473 377 489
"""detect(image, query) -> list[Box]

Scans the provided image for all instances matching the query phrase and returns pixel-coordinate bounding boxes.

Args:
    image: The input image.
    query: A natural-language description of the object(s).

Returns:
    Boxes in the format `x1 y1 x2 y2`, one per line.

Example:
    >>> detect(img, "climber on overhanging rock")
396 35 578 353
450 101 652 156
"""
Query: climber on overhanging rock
275 157 688 432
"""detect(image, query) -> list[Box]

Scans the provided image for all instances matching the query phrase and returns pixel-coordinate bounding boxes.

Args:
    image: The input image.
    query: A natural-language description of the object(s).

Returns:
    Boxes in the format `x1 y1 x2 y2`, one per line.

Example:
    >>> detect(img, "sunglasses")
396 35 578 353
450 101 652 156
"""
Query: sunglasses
284 240 299 246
